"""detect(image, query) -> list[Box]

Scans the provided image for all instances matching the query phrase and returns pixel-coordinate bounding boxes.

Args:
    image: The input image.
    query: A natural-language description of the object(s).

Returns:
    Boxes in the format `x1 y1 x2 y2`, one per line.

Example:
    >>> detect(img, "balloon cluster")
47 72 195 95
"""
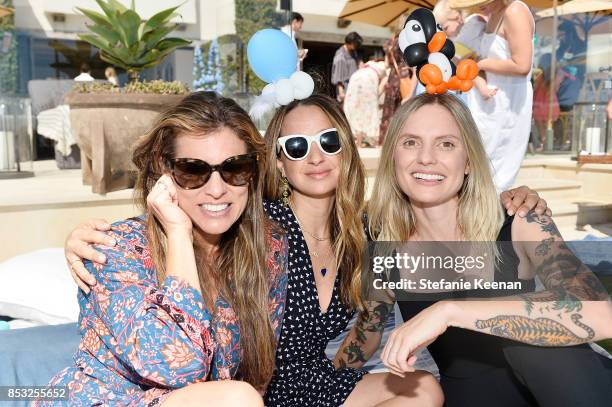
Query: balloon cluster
399 8 478 95
247 29 315 119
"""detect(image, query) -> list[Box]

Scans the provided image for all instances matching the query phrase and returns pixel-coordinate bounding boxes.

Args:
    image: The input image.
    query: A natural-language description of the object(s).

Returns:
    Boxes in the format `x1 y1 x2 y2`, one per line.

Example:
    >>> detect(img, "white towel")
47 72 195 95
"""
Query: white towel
36 104 75 156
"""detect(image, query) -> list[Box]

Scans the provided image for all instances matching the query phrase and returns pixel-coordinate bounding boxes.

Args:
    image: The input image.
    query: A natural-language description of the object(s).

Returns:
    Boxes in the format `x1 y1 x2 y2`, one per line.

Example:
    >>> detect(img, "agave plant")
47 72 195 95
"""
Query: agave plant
77 0 191 82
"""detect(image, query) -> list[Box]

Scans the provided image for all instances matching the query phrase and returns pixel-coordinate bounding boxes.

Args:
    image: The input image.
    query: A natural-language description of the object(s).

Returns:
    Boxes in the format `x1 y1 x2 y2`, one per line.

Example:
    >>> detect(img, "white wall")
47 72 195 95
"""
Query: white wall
199 0 236 41
173 47 195 87
14 0 202 39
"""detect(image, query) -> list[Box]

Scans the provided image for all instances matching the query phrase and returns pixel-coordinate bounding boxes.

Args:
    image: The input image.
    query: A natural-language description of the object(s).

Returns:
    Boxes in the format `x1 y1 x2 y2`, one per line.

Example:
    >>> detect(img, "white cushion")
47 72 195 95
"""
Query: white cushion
0 248 79 325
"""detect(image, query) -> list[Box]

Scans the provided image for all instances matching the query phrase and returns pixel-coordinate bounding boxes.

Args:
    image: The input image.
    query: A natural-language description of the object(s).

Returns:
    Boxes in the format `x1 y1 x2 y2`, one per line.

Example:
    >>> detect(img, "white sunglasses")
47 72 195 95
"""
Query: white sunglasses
276 128 342 161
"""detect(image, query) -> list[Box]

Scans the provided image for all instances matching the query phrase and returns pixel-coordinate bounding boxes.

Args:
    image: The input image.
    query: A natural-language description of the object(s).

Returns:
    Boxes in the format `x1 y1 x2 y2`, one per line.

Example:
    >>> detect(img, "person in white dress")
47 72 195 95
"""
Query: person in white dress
450 0 535 192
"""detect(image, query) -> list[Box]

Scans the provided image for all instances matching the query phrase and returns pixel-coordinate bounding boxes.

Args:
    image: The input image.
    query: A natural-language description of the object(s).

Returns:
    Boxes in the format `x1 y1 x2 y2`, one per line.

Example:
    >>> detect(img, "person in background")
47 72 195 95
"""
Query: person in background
532 53 563 152
433 0 497 100
104 66 119 86
556 21 587 114
281 12 307 68
74 63 94 82
451 0 535 193
331 32 363 103
344 58 388 147
378 32 417 145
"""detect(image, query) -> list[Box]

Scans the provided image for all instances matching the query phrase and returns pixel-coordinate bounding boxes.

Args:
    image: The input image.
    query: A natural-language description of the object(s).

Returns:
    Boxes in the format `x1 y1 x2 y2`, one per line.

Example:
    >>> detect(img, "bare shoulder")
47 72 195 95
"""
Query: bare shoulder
505 1 534 27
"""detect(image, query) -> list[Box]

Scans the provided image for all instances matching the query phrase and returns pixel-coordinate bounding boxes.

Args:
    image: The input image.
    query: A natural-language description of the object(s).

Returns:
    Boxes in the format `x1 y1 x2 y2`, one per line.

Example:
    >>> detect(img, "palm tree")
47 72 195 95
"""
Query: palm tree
77 0 191 82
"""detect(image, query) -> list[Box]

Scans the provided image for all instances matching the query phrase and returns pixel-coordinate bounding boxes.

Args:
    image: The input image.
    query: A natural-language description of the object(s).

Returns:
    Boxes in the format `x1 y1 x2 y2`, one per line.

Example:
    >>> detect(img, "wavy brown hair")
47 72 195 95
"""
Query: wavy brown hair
263 94 366 310
132 91 276 388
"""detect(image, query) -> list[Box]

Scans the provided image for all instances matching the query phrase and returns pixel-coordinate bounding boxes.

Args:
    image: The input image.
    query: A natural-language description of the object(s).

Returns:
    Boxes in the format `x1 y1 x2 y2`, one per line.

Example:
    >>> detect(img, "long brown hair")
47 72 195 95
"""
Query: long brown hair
132 91 277 388
263 94 366 310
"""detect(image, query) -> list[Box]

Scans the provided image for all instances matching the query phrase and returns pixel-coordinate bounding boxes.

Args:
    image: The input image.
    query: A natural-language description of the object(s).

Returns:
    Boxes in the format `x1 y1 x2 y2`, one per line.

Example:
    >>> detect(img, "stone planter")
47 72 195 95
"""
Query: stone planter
65 92 185 194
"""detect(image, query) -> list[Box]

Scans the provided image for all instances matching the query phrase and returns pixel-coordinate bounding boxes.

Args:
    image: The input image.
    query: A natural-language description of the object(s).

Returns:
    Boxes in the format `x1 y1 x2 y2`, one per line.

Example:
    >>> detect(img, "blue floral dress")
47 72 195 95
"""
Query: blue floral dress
38 217 288 406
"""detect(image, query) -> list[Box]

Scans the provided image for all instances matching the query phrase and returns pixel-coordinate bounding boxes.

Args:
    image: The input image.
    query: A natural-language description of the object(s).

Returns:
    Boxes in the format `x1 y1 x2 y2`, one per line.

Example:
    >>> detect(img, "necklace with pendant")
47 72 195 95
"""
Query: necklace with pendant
289 200 334 276
306 240 335 277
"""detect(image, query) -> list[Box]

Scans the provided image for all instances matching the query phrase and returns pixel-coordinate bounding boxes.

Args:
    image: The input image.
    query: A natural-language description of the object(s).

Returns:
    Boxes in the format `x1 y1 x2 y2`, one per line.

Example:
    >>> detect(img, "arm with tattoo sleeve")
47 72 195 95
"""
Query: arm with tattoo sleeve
451 211 612 346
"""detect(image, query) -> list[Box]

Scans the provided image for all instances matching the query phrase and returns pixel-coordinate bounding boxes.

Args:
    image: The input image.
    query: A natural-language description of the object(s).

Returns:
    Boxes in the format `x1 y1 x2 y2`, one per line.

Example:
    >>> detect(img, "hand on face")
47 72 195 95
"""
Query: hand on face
147 174 193 236
171 130 250 241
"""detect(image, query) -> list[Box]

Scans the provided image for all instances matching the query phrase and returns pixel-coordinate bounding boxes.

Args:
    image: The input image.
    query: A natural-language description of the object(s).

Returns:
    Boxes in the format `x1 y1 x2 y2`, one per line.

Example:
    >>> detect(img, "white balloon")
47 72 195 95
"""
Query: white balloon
428 52 453 82
262 83 276 96
275 78 294 105
290 71 315 100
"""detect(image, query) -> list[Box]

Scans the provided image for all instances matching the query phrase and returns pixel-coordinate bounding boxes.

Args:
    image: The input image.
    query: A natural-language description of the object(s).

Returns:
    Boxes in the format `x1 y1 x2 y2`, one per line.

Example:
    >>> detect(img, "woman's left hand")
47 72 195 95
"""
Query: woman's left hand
381 302 457 376
500 185 551 217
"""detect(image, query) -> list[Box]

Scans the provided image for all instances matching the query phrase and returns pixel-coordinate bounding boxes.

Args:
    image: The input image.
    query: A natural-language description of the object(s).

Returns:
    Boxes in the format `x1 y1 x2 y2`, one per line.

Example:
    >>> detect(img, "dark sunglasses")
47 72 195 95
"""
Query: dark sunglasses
166 153 259 189
276 128 342 161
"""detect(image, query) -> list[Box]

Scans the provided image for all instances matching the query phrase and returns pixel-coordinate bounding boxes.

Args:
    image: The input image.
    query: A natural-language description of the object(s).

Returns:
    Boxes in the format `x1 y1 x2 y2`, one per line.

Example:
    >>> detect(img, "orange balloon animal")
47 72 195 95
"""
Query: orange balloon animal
419 59 479 95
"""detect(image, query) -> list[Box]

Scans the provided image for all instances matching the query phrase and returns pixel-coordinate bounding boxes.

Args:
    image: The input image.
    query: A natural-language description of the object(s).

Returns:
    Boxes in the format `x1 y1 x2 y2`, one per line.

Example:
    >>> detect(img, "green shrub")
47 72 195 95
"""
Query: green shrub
74 79 189 94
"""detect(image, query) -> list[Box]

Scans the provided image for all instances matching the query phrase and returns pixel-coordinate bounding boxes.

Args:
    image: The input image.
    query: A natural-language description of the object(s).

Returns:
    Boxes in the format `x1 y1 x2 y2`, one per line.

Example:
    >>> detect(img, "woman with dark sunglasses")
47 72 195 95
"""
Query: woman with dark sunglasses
63 93 550 407
37 92 289 406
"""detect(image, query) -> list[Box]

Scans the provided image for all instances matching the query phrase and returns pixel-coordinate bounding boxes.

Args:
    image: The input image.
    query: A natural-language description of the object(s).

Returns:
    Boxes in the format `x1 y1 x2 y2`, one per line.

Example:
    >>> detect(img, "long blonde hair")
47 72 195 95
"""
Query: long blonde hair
263 94 366 310
368 93 504 242
132 91 277 388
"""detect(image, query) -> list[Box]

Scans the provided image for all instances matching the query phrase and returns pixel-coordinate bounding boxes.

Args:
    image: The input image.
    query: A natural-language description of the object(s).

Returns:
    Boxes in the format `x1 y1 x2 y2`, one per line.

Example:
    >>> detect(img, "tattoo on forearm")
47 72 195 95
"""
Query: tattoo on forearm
340 302 392 367
523 210 608 306
535 237 555 256
343 340 368 365
475 313 595 346
486 210 606 346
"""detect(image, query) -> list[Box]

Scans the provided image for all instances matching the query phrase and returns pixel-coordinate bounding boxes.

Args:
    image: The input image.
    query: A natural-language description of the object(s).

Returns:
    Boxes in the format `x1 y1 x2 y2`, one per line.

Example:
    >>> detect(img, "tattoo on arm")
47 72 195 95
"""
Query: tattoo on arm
489 210 606 346
339 302 393 367
475 313 595 346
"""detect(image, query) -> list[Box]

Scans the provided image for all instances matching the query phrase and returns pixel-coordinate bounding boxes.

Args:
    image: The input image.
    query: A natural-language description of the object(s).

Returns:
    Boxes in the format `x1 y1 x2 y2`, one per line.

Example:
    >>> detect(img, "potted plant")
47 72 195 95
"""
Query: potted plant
65 0 191 194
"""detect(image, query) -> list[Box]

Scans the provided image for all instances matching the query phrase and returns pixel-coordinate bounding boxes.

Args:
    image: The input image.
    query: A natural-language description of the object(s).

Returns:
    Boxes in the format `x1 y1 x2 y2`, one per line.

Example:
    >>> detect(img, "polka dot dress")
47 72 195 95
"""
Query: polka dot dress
263 199 367 407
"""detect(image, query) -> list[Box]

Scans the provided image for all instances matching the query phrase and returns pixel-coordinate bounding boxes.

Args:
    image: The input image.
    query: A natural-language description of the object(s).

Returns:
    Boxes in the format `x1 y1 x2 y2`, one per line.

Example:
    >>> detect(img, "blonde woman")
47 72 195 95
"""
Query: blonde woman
368 93 612 406
38 92 289 406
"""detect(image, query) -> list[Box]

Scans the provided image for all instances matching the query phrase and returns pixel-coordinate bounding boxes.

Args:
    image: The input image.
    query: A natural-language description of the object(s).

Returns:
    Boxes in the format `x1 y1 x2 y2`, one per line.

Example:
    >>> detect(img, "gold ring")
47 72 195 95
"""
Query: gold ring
69 259 81 266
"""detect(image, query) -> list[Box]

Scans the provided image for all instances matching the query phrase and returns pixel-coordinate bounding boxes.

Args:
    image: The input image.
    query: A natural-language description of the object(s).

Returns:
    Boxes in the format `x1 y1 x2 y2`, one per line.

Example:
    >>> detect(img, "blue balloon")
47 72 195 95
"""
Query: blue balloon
247 29 298 83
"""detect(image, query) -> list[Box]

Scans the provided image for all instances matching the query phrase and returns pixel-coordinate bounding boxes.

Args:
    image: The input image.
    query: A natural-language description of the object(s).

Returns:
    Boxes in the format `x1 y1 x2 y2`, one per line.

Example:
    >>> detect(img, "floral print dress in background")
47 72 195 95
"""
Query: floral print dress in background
37 217 288 406
343 62 386 147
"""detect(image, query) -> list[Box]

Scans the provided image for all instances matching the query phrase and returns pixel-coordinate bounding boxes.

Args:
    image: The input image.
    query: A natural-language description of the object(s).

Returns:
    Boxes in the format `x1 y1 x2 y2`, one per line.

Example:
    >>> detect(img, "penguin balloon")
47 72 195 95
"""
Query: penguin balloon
398 8 478 95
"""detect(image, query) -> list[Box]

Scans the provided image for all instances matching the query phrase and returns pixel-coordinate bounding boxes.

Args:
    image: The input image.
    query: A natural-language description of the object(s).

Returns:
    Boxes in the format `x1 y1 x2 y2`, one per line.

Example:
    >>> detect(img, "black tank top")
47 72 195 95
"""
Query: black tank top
397 215 536 377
